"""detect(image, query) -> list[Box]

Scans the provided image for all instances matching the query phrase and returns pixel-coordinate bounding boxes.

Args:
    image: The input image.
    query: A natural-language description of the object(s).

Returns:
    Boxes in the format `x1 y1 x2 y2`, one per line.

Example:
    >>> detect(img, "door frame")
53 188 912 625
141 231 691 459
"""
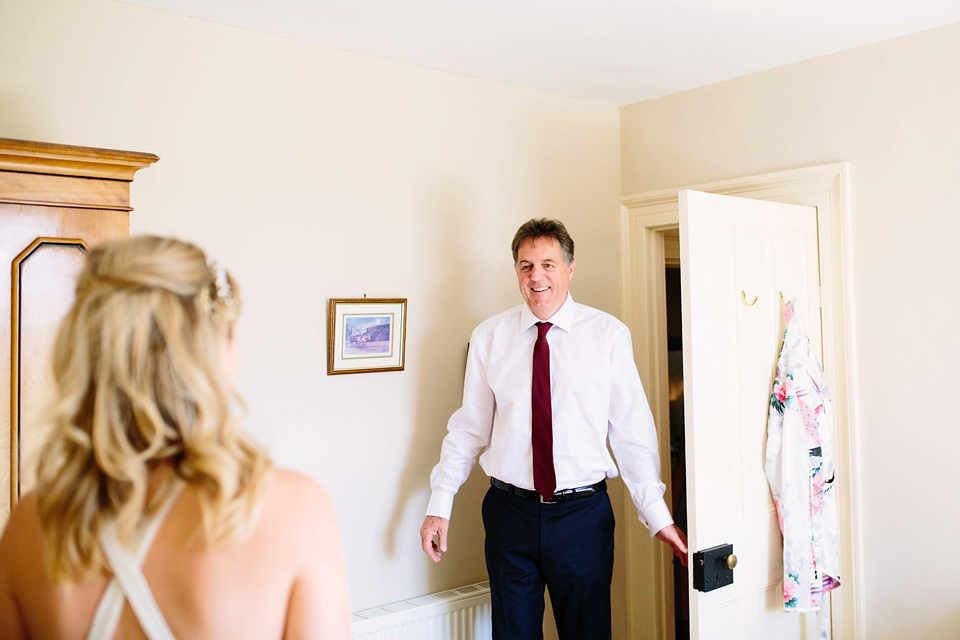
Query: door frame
619 163 864 640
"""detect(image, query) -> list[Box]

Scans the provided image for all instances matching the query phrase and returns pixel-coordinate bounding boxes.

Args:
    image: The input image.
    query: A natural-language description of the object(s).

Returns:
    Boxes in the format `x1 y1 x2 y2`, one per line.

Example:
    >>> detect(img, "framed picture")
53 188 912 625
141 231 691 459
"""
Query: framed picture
327 298 407 375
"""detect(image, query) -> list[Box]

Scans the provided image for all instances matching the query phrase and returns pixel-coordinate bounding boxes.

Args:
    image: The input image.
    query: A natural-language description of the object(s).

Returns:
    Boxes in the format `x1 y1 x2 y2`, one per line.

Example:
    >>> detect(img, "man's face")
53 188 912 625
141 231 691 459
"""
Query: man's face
515 236 575 321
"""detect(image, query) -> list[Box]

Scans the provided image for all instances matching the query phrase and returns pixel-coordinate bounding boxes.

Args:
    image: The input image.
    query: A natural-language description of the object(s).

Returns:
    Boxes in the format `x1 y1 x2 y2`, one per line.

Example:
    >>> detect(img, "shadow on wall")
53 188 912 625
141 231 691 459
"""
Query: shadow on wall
383 174 491 593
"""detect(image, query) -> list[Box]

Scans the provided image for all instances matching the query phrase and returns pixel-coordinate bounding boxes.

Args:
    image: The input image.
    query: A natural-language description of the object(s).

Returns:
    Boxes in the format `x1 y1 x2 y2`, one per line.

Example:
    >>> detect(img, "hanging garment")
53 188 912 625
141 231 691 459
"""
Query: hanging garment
765 300 840 636
86 481 184 640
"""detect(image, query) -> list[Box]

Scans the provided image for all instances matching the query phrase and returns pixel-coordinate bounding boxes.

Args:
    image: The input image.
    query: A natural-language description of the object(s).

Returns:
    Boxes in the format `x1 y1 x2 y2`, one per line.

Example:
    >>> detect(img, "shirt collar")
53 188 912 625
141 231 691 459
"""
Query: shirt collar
519 293 576 333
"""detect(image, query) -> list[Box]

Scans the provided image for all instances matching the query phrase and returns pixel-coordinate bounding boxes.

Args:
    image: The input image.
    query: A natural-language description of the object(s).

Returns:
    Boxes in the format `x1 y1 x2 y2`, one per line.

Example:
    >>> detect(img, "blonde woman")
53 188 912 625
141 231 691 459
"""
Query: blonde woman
0 236 351 639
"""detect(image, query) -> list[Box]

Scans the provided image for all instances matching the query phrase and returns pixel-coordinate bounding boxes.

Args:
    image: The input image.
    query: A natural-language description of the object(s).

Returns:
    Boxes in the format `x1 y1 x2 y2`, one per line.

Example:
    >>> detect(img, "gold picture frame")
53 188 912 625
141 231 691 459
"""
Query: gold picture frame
327 298 407 375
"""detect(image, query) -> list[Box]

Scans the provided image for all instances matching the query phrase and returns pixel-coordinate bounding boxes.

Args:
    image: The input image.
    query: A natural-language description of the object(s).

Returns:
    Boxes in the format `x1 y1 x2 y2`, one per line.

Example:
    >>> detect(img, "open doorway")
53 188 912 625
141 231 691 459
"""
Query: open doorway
619 165 860 640
663 231 689 640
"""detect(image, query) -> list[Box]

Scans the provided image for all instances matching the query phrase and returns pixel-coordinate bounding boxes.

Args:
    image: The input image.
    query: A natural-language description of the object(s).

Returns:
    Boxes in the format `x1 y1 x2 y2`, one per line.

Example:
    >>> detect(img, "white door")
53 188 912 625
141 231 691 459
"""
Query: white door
679 190 824 640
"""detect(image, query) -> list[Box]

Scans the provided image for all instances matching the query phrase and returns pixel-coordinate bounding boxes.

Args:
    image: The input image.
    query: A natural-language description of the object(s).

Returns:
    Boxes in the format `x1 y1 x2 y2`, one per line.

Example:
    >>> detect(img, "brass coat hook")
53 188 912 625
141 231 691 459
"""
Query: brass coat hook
741 290 758 306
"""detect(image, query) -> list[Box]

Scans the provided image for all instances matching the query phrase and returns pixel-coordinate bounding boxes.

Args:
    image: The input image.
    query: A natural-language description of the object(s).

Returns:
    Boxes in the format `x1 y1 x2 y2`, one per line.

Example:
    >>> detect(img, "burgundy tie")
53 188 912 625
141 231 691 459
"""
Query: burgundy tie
532 321 556 500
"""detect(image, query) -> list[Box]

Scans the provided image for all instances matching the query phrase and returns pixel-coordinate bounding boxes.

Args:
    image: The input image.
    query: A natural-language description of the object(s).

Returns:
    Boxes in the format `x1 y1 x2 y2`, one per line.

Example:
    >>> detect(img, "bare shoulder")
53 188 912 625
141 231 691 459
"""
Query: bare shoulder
268 469 333 510
270 468 328 495
261 470 339 542
267 471 351 639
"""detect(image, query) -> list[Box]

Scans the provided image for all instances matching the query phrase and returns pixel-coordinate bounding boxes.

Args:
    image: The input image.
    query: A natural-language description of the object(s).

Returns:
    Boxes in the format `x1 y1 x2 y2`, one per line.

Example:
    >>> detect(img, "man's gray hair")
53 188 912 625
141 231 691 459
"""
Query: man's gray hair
511 218 575 266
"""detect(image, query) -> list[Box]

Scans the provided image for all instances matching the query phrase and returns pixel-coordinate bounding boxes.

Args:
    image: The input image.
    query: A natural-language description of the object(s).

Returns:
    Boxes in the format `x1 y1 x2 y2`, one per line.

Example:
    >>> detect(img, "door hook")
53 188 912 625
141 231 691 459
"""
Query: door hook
741 290 758 306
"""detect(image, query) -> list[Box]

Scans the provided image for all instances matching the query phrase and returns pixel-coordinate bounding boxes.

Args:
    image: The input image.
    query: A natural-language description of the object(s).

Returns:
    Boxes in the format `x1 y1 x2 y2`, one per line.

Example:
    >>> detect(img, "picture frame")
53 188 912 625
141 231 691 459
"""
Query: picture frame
327 298 407 375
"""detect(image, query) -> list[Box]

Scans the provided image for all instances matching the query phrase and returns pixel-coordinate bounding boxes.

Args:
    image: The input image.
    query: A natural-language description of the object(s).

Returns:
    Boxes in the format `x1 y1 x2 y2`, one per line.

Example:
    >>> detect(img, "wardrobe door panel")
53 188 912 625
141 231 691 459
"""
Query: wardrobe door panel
11 237 87 504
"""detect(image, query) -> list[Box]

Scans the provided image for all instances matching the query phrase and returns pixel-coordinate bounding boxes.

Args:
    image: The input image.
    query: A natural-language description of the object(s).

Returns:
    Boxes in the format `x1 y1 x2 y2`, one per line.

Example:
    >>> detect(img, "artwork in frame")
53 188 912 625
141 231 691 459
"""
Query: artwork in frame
327 298 407 375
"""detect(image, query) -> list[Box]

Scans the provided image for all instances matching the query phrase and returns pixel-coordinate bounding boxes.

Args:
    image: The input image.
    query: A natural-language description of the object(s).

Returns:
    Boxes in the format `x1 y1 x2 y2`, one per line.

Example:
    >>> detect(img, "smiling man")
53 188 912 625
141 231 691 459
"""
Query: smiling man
420 218 687 640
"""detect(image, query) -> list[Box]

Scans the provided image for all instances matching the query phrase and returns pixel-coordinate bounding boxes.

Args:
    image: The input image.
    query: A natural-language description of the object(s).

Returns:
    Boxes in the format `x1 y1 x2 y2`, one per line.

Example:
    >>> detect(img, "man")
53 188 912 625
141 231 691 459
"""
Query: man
420 218 687 640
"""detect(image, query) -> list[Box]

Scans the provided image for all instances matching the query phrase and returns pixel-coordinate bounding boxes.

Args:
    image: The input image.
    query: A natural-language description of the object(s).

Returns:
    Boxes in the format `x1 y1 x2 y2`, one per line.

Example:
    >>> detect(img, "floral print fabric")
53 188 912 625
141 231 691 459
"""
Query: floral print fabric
765 300 840 637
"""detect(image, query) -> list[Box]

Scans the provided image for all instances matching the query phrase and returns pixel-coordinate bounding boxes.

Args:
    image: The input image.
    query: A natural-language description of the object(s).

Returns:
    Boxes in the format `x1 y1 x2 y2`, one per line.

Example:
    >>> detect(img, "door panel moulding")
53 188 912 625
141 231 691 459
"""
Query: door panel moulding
10 237 88 507
618 163 863 640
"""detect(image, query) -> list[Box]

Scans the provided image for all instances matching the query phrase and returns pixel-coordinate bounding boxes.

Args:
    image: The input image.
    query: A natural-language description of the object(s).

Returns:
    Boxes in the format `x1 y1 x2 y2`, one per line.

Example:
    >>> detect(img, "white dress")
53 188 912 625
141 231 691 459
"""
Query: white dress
85 482 184 640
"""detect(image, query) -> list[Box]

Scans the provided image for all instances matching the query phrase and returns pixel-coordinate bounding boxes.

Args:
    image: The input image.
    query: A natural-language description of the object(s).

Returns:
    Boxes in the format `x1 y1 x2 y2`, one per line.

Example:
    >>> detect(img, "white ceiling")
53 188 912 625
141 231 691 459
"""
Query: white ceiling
119 0 960 105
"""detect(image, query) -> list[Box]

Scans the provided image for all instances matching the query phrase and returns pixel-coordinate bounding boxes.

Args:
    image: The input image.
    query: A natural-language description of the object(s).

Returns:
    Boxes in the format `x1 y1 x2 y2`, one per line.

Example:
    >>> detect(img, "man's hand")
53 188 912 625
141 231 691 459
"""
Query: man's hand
420 516 449 563
655 524 688 567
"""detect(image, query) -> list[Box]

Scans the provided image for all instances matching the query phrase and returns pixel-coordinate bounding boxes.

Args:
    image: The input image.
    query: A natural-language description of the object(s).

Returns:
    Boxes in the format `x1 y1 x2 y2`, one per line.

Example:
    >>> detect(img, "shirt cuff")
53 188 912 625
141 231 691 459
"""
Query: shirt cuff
639 499 674 537
425 490 455 520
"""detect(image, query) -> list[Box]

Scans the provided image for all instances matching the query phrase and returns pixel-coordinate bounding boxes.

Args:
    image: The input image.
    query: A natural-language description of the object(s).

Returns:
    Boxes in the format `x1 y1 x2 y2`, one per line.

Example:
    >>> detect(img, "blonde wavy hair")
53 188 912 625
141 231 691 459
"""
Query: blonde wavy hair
35 235 272 583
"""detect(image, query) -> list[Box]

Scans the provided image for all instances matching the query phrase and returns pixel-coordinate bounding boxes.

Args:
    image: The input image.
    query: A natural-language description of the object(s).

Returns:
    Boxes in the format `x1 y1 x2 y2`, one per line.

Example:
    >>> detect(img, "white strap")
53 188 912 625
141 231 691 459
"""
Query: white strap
86 580 125 640
87 482 184 640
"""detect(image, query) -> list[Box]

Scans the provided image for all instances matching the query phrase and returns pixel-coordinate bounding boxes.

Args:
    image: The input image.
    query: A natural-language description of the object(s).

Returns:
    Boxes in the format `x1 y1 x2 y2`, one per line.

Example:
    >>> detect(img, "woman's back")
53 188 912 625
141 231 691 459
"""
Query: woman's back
0 235 351 639
0 469 350 639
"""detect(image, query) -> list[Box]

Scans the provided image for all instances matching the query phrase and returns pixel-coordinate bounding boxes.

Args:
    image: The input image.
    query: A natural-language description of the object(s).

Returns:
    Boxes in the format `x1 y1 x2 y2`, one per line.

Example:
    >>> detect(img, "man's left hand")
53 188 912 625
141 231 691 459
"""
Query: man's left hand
655 524 688 567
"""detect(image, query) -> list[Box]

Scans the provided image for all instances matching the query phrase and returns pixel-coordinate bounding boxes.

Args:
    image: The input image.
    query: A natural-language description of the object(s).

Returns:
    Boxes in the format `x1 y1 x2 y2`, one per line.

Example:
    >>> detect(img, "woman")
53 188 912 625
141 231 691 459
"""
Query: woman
0 236 351 639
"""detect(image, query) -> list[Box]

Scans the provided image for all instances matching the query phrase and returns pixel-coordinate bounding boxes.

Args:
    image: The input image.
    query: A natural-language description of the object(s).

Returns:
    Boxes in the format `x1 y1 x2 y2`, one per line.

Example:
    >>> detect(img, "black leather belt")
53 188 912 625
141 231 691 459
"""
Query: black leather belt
490 477 607 504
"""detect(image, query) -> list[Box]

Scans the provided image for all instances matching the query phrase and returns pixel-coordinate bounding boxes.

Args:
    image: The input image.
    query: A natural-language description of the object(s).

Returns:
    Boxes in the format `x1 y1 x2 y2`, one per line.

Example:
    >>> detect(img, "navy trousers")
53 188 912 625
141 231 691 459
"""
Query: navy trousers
482 484 615 640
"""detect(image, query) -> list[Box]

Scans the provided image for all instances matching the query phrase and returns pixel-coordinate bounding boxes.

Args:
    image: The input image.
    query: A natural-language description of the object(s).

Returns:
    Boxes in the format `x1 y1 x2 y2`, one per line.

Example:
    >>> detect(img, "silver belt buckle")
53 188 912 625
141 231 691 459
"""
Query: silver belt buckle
540 493 553 504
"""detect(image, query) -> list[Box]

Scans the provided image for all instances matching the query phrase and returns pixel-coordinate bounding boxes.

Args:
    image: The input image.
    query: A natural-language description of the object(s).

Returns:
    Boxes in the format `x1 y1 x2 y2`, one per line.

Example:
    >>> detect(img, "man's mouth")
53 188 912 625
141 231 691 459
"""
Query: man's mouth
532 286 549 292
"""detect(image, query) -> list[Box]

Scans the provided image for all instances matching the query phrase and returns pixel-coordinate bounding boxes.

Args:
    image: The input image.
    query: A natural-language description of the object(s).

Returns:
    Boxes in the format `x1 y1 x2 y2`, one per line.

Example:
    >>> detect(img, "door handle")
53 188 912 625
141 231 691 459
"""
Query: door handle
693 543 736 592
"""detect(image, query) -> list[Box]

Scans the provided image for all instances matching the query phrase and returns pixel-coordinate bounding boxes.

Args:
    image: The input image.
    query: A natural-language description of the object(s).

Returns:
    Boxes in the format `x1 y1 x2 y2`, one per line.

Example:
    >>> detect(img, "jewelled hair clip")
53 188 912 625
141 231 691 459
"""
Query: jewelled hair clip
205 256 234 310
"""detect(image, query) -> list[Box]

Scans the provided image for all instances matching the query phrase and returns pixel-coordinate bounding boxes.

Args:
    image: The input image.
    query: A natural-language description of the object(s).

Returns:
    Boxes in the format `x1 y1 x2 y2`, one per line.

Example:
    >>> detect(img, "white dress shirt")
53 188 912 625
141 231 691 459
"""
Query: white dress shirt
426 295 673 536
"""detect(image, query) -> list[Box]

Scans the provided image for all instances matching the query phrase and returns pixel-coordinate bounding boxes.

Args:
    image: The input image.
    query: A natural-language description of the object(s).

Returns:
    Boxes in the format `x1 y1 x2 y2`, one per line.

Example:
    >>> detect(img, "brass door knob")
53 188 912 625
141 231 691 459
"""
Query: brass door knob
725 554 738 569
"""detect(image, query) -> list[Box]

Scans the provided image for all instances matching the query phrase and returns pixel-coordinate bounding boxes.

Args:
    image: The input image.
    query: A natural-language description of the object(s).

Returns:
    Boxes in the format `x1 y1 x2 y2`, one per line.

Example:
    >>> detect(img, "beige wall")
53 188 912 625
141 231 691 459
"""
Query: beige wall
621 21 960 640
0 0 621 616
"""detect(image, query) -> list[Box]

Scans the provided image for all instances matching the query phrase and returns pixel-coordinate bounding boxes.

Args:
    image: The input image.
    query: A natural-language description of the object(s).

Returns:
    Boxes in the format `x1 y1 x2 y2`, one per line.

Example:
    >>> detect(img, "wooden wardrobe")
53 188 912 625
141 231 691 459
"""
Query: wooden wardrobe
0 138 158 525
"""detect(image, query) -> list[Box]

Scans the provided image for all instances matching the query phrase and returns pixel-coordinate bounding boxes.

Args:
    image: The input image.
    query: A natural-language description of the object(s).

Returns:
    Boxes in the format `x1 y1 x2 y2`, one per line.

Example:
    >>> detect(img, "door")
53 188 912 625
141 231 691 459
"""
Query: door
679 190 824 639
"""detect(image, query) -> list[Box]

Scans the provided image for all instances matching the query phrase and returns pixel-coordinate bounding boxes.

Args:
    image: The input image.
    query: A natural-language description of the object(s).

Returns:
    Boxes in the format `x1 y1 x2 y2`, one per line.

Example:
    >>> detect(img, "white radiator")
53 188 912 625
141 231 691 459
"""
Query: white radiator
351 581 492 640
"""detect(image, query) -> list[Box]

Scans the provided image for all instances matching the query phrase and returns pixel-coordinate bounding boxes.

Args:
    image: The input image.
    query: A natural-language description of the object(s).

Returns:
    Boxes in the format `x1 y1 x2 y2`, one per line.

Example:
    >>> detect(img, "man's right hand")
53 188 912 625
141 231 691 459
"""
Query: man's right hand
655 524 689 567
420 516 449 563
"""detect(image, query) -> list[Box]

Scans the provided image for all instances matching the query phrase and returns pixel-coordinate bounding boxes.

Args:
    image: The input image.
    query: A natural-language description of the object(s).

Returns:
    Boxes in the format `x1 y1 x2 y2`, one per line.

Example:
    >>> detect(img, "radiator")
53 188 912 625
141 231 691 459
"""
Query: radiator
351 581 492 640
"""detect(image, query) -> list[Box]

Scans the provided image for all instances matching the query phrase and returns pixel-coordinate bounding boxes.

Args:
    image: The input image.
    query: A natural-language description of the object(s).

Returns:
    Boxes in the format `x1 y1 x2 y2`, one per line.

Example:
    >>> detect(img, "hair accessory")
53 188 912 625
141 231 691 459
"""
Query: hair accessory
205 256 233 311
